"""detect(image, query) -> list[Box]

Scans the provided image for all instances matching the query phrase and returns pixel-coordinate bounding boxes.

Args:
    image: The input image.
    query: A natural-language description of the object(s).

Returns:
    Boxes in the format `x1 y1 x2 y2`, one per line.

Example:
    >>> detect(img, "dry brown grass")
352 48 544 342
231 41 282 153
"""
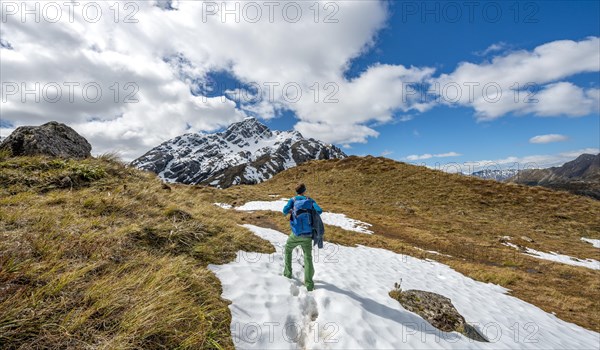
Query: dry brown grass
0 156 273 349
200 156 600 332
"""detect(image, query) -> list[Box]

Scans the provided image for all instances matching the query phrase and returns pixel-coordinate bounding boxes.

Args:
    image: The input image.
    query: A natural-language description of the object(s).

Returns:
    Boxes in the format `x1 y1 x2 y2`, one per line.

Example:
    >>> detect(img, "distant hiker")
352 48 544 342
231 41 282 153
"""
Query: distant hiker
282 183 323 291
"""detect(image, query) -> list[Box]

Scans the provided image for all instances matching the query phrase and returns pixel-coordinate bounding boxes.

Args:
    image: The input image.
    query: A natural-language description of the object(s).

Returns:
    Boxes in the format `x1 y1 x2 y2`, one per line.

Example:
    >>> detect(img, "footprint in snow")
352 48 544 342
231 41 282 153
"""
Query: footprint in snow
284 315 300 344
290 283 300 297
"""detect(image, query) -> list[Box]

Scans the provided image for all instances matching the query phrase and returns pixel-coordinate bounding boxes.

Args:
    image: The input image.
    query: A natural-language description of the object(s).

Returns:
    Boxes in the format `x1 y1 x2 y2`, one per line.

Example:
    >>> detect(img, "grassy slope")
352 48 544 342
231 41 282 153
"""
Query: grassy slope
0 155 273 349
205 156 600 332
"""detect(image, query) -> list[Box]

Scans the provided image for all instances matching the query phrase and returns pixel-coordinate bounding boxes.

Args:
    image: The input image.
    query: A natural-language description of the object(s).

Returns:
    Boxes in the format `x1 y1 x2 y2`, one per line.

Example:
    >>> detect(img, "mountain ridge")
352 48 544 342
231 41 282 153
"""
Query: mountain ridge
507 153 600 199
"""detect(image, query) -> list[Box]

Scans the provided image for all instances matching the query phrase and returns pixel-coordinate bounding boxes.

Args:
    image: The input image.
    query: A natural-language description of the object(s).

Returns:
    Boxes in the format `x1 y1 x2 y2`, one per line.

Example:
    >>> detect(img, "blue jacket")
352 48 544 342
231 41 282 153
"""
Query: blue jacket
283 196 325 248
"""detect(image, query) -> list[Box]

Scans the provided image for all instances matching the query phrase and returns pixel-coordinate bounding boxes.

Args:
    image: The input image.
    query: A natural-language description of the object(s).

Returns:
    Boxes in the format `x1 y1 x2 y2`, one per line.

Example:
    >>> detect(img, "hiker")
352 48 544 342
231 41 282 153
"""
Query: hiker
282 183 323 291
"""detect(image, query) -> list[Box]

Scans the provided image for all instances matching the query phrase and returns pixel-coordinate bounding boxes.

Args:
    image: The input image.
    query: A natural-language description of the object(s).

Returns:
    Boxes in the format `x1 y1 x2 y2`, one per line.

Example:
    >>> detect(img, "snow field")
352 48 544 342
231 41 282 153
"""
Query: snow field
209 225 599 350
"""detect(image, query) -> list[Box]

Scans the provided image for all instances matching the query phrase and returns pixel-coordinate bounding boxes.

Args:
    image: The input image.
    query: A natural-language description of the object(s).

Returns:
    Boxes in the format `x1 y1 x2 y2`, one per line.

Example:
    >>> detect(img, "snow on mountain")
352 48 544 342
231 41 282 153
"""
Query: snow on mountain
131 118 346 188
470 169 520 181
209 224 600 349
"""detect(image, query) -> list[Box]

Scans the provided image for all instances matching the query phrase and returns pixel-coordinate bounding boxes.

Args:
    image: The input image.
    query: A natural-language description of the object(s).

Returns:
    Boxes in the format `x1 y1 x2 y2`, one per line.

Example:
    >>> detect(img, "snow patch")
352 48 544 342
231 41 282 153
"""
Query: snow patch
414 247 453 258
236 199 289 212
502 243 600 270
214 203 233 209
320 212 373 234
581 237 600 248
209 225 600 349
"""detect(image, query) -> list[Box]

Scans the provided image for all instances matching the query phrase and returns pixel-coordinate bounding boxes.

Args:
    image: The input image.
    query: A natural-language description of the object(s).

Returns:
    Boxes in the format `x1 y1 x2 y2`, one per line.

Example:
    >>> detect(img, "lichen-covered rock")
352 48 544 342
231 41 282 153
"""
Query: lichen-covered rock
390 288 488 342
0 122 91 159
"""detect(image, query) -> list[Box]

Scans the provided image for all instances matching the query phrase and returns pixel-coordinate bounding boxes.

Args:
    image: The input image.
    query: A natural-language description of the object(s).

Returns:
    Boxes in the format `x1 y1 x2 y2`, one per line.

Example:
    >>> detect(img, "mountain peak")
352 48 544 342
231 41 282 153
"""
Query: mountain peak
132 118 346 188
226 117 268 132
222 117 272 146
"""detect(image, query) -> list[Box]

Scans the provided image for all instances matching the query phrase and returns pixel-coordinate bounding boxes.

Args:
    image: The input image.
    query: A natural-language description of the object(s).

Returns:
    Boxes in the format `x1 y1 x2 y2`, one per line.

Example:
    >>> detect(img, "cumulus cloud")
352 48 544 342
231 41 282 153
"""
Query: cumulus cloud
529 134 569 144
295 121 379 144
405 152 461 161
433 37 600 120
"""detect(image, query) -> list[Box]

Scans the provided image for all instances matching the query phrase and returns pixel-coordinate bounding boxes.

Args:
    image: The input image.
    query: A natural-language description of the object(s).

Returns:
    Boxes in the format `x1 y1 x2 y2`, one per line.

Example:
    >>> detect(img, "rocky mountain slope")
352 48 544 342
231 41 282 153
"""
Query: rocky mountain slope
131 118 346 188
507 153 600 199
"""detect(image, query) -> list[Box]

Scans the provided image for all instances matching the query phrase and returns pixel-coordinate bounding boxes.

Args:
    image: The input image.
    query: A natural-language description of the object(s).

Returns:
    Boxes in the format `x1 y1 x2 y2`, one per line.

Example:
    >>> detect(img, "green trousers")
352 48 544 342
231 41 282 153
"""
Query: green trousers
283 234 315 291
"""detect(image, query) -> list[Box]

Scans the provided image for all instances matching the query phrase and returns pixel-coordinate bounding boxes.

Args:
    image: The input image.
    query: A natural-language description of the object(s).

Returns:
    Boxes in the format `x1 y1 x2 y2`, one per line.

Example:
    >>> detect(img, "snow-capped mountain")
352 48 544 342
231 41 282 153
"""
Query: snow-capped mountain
131 118 346 188
470 169 520 181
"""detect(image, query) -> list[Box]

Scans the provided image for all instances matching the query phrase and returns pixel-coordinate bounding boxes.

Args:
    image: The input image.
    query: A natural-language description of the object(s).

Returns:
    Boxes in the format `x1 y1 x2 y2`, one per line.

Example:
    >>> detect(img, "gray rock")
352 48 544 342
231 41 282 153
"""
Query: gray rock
390 289 488 342
0 122 91 159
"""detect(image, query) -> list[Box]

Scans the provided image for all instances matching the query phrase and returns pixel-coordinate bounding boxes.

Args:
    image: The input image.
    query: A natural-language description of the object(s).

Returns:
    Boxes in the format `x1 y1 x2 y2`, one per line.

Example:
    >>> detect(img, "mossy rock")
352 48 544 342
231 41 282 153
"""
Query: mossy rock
390 289 488 342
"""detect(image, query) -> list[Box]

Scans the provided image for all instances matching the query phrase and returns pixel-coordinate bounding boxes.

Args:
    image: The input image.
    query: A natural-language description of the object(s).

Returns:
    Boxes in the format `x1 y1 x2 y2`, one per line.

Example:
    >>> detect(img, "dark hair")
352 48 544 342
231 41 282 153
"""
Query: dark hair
295 183 306 194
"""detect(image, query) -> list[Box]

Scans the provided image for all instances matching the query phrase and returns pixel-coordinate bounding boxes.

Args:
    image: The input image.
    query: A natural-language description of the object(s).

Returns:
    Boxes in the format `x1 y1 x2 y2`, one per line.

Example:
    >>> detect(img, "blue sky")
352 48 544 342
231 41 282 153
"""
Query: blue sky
1 0 598 165
264 0 600 170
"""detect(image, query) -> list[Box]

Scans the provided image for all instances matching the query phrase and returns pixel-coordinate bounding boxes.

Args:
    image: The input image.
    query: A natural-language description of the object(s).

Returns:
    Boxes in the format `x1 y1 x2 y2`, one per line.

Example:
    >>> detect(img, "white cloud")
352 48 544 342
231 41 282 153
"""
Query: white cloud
529 134 569 144
406 151 461 161
381 150 393 156
524 83 600 117
475 42 508 56
295 121 379 144
434 37 600 120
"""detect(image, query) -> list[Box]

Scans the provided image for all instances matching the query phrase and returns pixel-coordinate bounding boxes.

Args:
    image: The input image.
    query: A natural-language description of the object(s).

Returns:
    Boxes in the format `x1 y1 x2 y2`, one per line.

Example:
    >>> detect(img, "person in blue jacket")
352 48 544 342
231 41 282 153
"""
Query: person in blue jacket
282 183 322 291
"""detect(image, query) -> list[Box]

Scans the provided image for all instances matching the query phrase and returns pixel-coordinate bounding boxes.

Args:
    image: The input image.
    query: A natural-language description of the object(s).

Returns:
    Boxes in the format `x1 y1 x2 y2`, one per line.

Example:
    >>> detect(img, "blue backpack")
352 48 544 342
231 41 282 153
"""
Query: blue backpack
290 197 315 236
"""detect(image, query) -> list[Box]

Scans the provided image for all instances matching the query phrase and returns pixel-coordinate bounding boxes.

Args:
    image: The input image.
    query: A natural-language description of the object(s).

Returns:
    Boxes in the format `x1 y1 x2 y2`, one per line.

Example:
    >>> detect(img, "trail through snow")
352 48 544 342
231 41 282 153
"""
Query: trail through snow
209 225 599 349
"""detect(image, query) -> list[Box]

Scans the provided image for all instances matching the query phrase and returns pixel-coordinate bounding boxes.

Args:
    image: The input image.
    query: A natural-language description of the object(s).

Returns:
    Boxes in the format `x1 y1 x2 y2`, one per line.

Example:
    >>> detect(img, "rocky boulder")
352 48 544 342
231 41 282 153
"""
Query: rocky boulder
0 122 92 159
390 287 488 342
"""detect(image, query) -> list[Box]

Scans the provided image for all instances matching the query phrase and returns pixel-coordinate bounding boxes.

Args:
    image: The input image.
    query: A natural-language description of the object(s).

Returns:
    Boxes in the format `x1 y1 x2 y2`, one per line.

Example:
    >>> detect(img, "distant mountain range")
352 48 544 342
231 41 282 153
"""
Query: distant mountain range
470 169 520 181
507 153 600 200
131 118 346 188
